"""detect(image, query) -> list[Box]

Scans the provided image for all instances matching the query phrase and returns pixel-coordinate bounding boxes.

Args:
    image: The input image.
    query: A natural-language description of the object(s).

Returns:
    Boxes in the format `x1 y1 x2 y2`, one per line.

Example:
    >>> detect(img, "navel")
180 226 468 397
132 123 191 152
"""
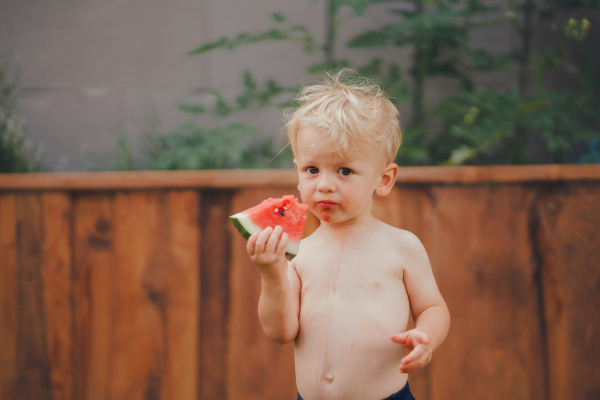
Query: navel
324 374 334 382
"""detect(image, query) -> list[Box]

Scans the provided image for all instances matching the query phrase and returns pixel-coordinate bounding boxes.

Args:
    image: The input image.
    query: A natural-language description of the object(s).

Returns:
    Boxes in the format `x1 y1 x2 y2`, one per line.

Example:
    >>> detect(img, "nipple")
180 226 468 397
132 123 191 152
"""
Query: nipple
324 374 334 382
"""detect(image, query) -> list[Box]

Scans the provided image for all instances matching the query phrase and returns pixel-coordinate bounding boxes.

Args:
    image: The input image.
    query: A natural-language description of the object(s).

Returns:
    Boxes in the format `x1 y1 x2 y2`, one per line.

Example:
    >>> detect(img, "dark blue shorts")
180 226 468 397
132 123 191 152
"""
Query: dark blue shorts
296 381 415 400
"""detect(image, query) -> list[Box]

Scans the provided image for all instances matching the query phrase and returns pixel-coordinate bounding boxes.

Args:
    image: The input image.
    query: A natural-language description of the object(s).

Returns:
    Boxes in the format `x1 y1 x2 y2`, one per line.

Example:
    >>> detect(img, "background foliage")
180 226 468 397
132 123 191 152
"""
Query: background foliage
171 0 600 168
0 55 43 172
2 1 599 172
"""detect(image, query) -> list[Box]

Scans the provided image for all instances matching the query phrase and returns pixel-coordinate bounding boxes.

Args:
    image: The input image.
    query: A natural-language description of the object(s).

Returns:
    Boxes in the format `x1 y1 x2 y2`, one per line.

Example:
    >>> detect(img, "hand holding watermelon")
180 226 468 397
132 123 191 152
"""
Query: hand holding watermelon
246 225 289 277
230 196 305 343
229 195 308 255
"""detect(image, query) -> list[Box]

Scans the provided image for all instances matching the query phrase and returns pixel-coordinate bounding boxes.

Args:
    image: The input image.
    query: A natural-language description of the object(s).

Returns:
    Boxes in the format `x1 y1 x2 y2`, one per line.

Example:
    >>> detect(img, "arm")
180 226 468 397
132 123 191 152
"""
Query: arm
391 233 450 373
247 226 300 344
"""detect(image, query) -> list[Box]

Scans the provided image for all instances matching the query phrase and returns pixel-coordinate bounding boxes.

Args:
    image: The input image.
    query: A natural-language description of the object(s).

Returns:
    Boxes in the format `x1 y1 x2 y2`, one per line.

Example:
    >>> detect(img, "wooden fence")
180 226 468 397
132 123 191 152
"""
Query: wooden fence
1 166 599 400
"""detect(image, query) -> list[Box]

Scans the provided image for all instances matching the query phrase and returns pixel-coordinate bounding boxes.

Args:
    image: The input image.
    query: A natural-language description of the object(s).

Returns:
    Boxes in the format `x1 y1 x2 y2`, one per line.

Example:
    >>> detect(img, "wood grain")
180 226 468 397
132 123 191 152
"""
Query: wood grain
15 193 53 400
199 191 231 399
1 164 599 190
426 185 546 400
0 194 18 399
533 183 600 400
40 192 74 400
73 193 114 400
1 169 600 399
162 190 200 400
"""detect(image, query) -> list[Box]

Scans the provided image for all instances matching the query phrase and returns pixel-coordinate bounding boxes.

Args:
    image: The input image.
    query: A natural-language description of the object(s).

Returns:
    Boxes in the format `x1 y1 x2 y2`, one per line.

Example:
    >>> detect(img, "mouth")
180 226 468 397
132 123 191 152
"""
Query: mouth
316 200 338 209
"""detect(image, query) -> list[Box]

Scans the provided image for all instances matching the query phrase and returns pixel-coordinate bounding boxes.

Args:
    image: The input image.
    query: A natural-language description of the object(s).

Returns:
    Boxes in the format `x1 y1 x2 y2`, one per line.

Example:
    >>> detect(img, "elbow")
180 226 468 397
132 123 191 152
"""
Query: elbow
272 337 294 345
266 330 297 345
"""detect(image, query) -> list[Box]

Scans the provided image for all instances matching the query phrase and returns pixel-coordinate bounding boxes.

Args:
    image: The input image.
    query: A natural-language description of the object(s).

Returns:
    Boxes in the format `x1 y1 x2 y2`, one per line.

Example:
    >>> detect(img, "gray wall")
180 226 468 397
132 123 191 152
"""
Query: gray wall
1 0 522 171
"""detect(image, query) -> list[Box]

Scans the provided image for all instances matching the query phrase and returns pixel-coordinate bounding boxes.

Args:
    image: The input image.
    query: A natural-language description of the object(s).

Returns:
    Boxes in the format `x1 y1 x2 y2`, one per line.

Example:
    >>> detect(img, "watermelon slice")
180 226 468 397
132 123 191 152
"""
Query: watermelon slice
230 195 308 255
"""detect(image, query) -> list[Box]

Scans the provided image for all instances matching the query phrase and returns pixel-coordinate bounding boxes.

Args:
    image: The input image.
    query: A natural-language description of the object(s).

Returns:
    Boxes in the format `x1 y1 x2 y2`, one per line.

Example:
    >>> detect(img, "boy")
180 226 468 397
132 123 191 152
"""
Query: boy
245 70 450 400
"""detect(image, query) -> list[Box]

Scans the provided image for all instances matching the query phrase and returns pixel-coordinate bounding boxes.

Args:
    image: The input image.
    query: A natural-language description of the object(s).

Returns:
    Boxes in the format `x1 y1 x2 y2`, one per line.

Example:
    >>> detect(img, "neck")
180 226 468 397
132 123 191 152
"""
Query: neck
318 212 378 238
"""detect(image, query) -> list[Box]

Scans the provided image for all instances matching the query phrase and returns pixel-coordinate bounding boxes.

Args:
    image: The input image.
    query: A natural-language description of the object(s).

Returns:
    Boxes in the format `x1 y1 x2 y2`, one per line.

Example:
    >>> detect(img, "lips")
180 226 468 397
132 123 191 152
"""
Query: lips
316 200 337 209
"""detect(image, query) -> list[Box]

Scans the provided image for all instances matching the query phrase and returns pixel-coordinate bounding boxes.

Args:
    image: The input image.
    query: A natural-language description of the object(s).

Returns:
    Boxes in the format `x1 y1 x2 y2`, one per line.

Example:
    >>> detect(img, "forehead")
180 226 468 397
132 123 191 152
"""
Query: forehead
295 126 375 162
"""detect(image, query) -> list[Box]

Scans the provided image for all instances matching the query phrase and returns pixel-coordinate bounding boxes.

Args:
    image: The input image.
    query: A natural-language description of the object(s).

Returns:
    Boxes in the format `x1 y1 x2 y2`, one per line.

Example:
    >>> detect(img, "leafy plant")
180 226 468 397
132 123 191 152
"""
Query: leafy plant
0 55 44 172
435 84 600 165
183 0 512 166
348 0 511 124
178 0 599 167
579 139 600 163
146 122 290 170
431 1 600 165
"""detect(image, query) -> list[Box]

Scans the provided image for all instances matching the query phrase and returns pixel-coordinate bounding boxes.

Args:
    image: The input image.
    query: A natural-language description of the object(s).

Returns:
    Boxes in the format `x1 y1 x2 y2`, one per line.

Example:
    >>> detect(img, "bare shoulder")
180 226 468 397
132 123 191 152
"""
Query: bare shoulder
375 222 430 269
377 221 424 251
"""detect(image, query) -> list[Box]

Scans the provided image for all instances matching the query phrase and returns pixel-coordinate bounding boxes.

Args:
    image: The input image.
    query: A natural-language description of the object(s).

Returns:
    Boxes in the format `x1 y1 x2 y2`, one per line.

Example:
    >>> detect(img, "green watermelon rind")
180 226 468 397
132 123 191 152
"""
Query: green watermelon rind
229 212 258 240
229 212 301 256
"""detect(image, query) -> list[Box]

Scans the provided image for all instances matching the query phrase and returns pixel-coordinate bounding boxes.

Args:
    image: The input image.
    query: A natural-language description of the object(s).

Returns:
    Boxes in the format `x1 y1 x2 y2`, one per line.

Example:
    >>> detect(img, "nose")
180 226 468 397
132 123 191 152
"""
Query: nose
317 173 336 192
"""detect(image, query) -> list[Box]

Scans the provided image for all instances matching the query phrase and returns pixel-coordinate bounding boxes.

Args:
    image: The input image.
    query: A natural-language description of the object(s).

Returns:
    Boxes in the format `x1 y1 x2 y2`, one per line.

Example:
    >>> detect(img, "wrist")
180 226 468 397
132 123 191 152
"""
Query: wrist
259 260 288 286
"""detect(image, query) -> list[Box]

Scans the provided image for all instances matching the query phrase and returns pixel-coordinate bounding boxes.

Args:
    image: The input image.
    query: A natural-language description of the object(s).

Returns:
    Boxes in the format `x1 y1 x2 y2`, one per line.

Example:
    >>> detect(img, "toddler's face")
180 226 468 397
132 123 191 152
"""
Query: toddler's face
293 127 386 225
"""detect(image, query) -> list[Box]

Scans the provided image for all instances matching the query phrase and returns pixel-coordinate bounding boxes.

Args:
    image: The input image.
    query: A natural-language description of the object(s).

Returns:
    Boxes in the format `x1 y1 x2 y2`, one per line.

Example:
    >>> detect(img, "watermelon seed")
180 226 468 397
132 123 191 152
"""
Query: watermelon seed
274 208 279 213
279 210 285 216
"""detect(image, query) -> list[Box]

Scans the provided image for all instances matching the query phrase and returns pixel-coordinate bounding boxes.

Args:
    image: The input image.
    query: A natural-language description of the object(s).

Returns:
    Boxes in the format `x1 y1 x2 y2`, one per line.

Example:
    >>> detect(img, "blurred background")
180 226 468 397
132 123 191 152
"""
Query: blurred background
1 0 599 173
1 2 600 400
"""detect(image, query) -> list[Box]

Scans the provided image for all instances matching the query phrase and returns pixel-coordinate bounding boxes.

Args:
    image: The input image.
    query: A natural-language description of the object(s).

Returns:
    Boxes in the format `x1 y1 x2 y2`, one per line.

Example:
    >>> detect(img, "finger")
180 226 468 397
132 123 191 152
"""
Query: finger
276 232 288 255
400 344 431 365
391 332 408 344
265 226 283 254
254 227 274 253
400 350 431 373
247 232 259 256
401 344 426 365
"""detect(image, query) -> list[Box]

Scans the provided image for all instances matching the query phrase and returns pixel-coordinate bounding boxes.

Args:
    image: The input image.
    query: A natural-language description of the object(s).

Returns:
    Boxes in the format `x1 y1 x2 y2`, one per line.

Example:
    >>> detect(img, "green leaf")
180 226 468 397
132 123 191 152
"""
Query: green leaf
271 12 286 22
177 103 206 114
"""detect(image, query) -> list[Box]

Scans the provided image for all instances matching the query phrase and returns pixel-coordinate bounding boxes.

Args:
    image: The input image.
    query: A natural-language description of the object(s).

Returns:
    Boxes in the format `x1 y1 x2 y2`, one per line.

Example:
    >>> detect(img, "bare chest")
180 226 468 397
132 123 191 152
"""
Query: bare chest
296 246 409 331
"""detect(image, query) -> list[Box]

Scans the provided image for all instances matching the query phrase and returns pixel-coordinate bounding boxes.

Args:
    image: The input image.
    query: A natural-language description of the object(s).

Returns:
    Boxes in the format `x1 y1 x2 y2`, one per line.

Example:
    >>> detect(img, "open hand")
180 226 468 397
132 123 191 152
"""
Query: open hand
391 329 432 374
247 226 289 277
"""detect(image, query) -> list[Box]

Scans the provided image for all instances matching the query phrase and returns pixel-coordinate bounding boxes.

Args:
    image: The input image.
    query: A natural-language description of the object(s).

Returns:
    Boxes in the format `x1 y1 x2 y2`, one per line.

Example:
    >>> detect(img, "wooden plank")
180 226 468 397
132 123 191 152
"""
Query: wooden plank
228 187 298 400
14 193 53 400
1 165 599 191
0 194 18 399
40 192 74 400
161 190 200 400
426 185 546 400
0 170 297 190
199 191 232 399
2 169 599 399
533 183 600 399
73 193 114 400
394 164 600 183
108 190 200 400
108 191 161 400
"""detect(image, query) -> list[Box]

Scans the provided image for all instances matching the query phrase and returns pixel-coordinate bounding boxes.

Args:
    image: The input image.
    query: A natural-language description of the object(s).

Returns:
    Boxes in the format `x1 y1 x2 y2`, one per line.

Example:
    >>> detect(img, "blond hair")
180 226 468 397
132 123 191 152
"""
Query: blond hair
284 69 402 165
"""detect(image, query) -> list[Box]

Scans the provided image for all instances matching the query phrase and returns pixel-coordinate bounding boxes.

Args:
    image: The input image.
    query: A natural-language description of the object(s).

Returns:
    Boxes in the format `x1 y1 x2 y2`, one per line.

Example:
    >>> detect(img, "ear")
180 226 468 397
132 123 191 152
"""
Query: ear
375 163 398 197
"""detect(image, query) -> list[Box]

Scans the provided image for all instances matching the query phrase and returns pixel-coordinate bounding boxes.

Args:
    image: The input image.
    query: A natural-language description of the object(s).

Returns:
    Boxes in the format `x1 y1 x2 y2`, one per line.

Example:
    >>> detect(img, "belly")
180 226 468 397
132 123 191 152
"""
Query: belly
294 288 410 399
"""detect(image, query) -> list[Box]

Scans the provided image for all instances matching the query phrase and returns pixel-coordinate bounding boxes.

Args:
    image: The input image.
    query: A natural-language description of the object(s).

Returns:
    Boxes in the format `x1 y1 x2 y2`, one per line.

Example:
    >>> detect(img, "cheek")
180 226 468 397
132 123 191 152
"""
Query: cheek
296 180 312 200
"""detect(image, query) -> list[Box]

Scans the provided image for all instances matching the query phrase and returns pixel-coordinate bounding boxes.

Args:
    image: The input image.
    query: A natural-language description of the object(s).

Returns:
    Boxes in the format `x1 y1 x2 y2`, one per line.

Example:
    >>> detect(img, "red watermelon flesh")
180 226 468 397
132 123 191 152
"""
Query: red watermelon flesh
230 195 307 255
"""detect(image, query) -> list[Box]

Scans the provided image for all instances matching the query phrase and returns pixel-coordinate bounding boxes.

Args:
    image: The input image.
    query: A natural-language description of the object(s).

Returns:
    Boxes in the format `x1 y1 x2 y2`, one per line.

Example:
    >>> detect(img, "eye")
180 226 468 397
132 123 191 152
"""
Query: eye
306 166 319 175
339 167 353 176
